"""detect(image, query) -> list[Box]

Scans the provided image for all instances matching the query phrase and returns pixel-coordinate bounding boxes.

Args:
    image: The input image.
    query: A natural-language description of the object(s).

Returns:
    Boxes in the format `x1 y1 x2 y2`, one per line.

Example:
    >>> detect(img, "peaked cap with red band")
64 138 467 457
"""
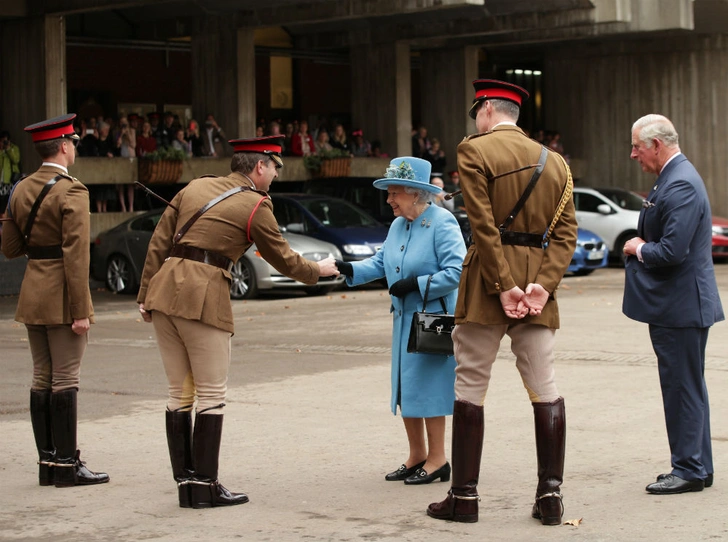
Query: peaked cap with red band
468 79 529 120
24 113 80 143
229 135 285 168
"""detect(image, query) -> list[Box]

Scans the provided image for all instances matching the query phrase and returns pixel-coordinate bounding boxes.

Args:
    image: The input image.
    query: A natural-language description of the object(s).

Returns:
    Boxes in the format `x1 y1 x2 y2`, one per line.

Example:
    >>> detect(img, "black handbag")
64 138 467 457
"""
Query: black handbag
407 275 455 356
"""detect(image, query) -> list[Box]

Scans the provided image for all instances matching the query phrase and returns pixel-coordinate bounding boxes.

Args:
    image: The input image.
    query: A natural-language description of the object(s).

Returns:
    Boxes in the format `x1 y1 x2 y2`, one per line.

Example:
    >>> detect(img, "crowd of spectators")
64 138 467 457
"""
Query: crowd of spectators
256 118 388 159
74 111 229 212
74 111 227 161
411 125 448 176
531 129 570 162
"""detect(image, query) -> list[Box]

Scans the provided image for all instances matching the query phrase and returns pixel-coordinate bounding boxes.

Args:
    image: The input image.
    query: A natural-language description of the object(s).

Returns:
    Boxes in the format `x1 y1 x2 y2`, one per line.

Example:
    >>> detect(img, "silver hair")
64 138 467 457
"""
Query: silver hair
230 152 270 174
403 185 434 203
489 99 520 122
632 114 679 148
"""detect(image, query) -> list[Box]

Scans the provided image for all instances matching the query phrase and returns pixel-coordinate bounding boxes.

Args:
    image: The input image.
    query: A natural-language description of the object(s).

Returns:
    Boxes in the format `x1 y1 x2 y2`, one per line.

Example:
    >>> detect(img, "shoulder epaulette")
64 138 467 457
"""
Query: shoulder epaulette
57 172 78 182
251 188 270 199
462 131 494 142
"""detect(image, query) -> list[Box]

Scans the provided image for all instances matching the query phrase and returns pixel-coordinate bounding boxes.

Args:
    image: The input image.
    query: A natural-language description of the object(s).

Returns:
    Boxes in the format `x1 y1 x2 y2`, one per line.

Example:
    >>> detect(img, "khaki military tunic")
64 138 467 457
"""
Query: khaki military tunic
454 125 578 329
1 165 94 324
137 172 319 333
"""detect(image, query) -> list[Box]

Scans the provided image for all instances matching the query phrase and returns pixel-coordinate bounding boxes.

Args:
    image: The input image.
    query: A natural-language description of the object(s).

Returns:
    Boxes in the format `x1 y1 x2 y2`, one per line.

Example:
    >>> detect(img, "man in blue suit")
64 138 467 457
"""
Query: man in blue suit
623 114 724 494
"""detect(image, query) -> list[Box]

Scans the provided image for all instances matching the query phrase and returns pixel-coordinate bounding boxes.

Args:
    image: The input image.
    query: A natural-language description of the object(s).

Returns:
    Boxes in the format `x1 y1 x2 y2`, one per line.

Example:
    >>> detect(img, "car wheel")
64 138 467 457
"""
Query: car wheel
614 231 637 266
229 257 258 300
106 254 137 294
573 268 594 276
307 285 337 296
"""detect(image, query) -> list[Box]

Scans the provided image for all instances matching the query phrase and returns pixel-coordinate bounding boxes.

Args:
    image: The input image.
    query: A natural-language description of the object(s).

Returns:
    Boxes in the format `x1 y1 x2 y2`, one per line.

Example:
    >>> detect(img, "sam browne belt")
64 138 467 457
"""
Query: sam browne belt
168 244 233 272
26 245 63 259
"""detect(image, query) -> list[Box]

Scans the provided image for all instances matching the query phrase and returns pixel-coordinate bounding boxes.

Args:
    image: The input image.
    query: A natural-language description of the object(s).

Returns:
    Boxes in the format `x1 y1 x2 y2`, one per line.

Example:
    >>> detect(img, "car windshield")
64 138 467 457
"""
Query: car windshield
130 212 163 232
297 197 380 228
595 188 644 211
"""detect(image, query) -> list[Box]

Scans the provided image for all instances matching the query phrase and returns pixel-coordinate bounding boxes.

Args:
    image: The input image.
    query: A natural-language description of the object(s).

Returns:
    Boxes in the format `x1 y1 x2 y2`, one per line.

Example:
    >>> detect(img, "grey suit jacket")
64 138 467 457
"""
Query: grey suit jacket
622 154 724 328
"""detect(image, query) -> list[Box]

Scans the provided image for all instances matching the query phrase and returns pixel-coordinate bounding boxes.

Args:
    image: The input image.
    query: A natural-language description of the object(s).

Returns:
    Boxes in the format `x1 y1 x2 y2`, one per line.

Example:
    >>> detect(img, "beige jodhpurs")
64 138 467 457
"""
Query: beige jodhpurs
453 322 559 404
26 324 86 392
152 312 232 413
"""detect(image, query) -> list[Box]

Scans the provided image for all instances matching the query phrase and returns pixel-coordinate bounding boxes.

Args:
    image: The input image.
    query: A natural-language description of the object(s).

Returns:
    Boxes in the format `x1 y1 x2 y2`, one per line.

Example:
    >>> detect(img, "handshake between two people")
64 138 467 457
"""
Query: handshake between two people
317 257 341 277
500 283 549 319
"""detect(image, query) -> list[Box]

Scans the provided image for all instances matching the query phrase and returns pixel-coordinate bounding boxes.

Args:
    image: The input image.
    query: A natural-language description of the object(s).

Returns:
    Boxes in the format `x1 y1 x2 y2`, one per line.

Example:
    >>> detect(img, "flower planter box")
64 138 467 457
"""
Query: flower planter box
318 157 351 178
138 159 183 184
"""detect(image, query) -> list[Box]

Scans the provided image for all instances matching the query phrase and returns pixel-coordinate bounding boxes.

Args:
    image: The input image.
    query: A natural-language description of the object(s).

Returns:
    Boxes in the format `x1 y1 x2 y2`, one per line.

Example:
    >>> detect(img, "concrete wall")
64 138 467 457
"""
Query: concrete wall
544 33 728 216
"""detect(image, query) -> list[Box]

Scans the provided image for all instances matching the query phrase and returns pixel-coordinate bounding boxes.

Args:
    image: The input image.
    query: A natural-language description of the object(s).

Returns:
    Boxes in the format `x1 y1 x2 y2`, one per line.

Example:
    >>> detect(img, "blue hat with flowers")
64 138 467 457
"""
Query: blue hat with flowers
372 156 442 194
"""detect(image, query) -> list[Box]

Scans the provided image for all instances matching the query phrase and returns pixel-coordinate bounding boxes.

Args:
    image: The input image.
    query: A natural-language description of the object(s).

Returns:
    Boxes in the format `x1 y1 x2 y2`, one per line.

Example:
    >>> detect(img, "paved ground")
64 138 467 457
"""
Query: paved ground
1 266 727 541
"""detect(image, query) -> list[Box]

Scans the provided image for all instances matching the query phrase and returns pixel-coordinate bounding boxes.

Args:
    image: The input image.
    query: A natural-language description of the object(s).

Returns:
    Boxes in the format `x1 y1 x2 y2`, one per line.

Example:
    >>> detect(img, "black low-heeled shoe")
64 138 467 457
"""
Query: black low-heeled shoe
404 462 451 485
385 460 426 481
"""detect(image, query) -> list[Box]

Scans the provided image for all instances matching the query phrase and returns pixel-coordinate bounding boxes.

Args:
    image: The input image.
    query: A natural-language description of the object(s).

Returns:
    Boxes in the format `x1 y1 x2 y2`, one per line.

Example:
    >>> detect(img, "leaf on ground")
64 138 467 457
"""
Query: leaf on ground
564 518 583 527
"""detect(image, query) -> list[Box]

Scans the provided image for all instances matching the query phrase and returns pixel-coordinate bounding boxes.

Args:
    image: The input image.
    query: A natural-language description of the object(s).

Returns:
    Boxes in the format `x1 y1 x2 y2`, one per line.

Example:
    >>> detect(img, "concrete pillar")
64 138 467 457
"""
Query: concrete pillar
236 28 256 138
420 46 479 173
0 15 66 173
351 41 411 158
191 16 256 151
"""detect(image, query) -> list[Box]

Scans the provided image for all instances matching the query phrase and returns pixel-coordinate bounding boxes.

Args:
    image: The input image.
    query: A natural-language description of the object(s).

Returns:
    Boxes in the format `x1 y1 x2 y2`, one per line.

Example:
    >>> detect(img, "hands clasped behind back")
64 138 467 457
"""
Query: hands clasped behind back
500 283 549 319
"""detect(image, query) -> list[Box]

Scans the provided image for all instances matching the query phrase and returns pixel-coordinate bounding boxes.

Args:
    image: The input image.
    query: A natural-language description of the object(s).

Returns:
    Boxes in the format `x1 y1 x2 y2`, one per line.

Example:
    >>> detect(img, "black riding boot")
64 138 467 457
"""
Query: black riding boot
189 410 249 509
166 406 193 508
50 389 110 487
427 400 484 523
531 397 566 525
30 389 55 486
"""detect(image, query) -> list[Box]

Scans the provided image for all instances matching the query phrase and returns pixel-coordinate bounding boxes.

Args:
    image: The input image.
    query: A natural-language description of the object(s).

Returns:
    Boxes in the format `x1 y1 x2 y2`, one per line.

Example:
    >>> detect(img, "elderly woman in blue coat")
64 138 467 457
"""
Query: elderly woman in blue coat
336 157 466 484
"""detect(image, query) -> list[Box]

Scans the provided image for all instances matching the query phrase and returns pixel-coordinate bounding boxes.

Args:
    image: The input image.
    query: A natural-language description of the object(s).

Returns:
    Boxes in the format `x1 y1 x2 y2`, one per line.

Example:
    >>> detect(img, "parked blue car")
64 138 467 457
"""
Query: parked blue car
568 228 609 275
270 193 389 262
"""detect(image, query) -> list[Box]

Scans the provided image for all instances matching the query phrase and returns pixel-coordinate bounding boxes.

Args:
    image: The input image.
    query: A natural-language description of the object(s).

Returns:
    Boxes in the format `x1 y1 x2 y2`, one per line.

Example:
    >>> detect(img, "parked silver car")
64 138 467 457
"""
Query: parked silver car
91 209 345 299
572 187 641 262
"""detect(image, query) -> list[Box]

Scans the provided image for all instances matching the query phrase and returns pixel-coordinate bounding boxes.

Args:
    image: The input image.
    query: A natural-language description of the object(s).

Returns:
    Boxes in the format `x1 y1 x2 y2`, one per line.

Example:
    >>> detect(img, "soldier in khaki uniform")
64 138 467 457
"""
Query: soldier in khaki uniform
137 135 339 509
428 80 577 525
1 114 109 488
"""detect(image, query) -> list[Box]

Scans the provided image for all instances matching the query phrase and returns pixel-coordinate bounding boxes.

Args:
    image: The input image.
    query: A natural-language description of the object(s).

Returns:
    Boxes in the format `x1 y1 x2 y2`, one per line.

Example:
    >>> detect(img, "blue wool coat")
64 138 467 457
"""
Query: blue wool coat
347 204 466 417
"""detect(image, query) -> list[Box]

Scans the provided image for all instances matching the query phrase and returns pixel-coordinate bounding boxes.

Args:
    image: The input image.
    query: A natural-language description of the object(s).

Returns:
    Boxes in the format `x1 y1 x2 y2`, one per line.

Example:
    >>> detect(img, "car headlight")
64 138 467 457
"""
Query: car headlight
712 225 728 236
342 244 375 256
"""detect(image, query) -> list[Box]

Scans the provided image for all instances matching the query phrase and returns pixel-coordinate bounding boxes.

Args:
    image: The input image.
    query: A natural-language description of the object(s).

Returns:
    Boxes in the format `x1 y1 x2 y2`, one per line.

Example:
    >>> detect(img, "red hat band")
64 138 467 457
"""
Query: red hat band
231 142 282 154
29 125 75 143
474 88 524 106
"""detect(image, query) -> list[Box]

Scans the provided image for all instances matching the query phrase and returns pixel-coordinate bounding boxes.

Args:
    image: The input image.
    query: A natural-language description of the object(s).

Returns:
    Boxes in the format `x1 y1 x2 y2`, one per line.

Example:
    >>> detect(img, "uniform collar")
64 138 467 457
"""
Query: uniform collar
231 171 257 190
40 162 68 174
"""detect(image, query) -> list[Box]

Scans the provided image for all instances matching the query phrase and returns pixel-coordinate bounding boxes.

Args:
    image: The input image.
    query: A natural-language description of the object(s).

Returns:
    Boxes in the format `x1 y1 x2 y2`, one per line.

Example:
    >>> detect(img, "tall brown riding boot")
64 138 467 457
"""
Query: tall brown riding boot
30 389 55 486
531 397 566 525
166 406 193 508
50 389 110 488
188 410 249 509
427 399 484 523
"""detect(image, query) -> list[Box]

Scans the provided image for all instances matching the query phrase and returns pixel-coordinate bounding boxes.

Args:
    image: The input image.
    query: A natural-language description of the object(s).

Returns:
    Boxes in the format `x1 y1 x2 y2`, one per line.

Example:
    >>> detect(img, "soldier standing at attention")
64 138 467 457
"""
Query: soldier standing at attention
427 80 577 525
1 113 109 488
137 135 339 509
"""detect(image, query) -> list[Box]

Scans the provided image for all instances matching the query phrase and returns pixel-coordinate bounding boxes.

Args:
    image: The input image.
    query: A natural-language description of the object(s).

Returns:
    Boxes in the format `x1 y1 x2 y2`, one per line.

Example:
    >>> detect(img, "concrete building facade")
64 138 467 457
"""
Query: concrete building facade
0 0 726 214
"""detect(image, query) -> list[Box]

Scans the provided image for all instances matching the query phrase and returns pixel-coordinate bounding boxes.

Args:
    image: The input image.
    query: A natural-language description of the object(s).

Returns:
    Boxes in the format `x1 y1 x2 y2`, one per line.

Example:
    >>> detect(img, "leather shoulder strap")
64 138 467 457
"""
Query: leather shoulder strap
174 185 253 244
499 145 548 233
23 175 65 243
